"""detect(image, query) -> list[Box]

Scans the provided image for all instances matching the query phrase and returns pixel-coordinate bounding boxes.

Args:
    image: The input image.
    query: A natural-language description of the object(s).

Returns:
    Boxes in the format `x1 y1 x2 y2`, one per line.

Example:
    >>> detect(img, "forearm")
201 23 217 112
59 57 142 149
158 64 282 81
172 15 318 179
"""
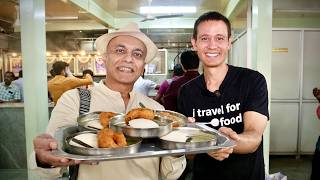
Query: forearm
233 130 263 154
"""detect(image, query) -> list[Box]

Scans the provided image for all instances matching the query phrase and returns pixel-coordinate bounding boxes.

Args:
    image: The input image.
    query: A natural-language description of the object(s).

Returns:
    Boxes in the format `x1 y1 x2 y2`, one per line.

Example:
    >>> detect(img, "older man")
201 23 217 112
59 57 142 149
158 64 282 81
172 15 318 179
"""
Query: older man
30 22 186 180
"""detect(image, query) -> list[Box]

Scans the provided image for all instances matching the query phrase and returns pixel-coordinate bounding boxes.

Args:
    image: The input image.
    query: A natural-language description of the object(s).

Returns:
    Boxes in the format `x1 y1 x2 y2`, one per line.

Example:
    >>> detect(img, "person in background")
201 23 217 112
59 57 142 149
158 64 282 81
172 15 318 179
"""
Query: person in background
155 63 184 104
48 61 93 104
82 69 98 88
177 11 269 180
0 71 21 103
30 22 186 180
133 69 159 96
311 87 320 180
13 70 24 101
162 50 200 111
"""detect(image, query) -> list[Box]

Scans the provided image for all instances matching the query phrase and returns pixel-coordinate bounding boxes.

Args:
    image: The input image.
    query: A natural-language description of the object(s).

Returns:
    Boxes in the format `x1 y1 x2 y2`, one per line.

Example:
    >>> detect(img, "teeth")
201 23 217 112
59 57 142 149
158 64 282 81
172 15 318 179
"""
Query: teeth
206 52 219 57
118 67 133 72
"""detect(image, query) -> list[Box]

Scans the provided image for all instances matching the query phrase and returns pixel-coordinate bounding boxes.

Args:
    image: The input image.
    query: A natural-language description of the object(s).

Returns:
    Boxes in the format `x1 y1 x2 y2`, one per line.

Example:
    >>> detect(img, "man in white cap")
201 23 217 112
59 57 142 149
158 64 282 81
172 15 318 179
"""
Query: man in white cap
30 22 186 180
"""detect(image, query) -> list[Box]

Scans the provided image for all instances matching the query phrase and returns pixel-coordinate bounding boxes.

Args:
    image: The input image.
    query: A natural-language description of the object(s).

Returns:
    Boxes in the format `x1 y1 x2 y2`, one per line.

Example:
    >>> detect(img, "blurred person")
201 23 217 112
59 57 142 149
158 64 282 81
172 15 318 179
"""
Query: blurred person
162 50 200 111
155 63 184 104
30 22 186 180
48 61 93 104
311 87 320 180
133 69 159 96
177 11 269 180
0 71 21 103
82 69 98 88
13 70 24 101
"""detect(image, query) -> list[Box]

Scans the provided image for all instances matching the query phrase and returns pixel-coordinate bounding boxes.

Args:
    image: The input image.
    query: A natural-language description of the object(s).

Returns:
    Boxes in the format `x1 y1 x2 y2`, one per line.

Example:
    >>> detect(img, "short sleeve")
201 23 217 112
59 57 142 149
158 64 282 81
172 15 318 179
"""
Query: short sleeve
243 72 269 119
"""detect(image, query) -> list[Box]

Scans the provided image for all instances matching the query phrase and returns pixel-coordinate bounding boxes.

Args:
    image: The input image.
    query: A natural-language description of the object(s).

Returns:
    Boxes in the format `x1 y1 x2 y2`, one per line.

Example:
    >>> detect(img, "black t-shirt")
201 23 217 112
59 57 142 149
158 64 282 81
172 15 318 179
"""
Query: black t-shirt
177 65 269 180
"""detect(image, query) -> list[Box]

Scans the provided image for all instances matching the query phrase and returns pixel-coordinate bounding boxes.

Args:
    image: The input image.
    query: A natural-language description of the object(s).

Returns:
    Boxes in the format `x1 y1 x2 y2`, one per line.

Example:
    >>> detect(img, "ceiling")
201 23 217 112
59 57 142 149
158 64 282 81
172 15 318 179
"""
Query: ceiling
0 0 319 49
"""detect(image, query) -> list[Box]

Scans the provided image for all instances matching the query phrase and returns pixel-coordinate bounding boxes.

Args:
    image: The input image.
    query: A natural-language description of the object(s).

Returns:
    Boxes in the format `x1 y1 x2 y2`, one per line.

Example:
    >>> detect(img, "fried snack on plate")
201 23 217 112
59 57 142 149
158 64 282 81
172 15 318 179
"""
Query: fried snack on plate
113 132 127 147
99 112 117 128
97 128 118 148
125 108 155 125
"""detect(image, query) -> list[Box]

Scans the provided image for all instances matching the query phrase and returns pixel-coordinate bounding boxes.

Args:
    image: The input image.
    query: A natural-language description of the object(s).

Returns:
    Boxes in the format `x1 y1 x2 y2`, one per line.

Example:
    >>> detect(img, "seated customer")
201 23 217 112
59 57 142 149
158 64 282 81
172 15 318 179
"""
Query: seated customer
0 71 21 103
13 70 24 101
162 50 200 111
155 63 183 104
48 61 93 104
133 69 159 96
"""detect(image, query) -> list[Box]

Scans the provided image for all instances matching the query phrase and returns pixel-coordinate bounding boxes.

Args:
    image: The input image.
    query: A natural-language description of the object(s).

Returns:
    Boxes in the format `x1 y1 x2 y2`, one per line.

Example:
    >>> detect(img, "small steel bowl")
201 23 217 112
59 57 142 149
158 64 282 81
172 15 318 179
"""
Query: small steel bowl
109 114 173 138
65 131 142 156
155 110 188 127
77 112 120 131
159 127 217 150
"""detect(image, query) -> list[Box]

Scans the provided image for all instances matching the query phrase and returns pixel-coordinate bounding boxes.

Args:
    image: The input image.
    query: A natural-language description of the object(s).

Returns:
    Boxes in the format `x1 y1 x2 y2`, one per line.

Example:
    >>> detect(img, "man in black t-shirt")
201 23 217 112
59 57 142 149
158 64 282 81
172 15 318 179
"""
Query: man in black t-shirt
177 11 269 180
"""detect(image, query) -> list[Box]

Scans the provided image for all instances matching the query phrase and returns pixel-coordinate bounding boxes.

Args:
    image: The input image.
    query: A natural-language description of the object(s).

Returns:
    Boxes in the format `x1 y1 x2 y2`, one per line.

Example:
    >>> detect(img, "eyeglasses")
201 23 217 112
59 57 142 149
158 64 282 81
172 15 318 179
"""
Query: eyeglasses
109 45 145 61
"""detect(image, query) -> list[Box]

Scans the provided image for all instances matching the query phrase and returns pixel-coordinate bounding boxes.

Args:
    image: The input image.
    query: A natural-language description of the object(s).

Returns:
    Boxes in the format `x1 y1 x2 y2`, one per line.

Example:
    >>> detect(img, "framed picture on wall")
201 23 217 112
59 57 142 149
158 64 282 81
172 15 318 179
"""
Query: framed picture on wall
75 55 93 76
9 56 23 76
93 55 106 75
145 49 167 75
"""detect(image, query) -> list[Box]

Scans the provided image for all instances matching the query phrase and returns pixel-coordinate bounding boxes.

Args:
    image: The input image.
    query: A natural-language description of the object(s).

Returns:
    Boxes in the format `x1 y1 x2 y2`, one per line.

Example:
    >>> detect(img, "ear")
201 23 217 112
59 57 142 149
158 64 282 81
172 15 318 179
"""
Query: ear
191 38 197 51
227 37 232 49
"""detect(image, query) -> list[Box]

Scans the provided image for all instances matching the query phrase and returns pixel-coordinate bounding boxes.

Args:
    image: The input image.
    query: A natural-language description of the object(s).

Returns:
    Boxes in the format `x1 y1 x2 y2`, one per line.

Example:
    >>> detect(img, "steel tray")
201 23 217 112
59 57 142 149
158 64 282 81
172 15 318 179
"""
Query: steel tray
52 124 236 161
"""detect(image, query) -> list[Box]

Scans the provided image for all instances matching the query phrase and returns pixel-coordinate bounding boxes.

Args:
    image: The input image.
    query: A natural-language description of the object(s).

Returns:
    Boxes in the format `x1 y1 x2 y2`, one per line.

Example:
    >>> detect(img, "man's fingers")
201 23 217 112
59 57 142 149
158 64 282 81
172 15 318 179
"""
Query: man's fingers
187 117 196 123
219 127 240 141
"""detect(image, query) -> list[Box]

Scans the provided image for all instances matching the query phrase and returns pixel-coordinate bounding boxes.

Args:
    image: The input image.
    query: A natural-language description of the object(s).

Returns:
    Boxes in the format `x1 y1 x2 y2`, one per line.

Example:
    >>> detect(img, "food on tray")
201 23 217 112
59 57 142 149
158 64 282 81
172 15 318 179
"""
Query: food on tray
128 118 160 128
70 133 98 148
85 120 103 130
113 132 127 146
99 112 117 128
161 128 216 143
125 108 155 124
97 128 127 148
158 111 181 127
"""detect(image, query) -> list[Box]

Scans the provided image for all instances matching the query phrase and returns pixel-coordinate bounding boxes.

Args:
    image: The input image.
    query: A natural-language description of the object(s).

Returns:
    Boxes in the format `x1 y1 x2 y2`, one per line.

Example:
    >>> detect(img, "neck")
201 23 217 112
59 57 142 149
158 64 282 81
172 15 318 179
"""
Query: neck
104 78 132 105
203 64 228 92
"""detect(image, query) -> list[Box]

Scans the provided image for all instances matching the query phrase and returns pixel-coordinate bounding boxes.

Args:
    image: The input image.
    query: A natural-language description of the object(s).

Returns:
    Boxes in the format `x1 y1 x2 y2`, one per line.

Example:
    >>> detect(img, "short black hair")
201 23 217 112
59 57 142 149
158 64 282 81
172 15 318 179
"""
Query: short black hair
52 61 68 75
82 69 94 77
193 11 231 40
18 70 23 78
173 64 184 76
180 50 199 70
5 71 15 79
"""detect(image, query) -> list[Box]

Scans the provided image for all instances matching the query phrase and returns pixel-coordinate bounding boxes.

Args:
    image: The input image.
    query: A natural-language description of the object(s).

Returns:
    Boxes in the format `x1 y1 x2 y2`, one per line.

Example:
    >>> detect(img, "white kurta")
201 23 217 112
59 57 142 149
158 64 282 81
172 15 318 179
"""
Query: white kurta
29 81 186 180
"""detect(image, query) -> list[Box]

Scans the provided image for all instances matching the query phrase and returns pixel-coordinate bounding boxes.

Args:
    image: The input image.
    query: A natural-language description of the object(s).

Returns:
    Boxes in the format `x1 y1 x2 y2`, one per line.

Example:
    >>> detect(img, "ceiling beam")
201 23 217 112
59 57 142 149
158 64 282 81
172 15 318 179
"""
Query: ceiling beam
68 0 115 28
224 0 248 19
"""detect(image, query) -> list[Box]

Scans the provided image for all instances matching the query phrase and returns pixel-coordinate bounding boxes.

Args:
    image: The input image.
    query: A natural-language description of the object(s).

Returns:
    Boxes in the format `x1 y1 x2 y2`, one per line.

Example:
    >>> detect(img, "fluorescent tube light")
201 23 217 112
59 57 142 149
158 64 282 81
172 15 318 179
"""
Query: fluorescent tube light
140 6 196 14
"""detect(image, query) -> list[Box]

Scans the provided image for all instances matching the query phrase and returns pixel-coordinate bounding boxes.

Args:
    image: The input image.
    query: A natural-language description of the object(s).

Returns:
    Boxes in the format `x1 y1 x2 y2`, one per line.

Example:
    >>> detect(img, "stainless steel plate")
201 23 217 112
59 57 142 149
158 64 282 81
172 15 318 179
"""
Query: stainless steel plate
159 127 217 150
155 110 188 127
52 125 236 161
77 111 120 131
110 114 173 138
65 131 141 156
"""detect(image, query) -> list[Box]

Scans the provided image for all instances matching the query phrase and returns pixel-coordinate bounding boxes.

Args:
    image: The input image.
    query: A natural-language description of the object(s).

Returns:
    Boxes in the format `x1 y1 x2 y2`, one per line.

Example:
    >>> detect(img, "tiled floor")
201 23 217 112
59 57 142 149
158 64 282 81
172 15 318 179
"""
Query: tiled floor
269 155 312 180
0 155 314 180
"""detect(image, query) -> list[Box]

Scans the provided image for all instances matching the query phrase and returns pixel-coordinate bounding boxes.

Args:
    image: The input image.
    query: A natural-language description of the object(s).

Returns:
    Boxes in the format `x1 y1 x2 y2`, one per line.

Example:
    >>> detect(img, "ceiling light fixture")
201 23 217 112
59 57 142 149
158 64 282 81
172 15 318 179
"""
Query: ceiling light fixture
273 9 320 13
140 6 196 14
46 16 79 20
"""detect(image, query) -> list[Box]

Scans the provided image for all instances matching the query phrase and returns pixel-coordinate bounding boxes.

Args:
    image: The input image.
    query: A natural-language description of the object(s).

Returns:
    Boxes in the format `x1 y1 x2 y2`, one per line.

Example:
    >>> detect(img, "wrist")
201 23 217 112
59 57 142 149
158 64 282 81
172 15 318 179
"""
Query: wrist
36 155 54 168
